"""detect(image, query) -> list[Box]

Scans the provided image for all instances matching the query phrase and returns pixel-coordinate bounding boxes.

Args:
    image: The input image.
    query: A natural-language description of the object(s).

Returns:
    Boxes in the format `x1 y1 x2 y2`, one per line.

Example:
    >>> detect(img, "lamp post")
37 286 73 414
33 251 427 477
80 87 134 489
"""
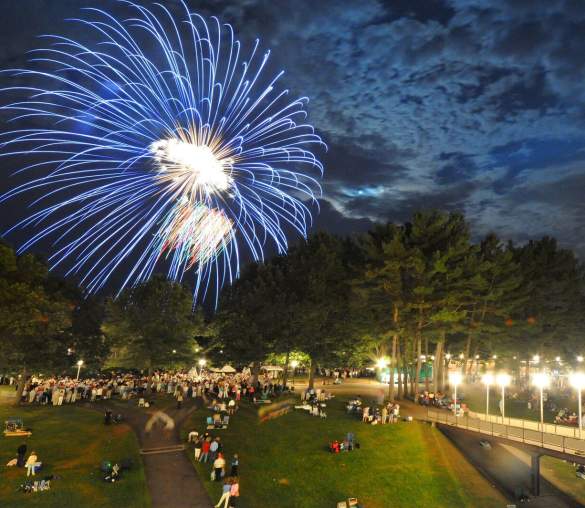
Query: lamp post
570 372 585 439
449 372 462 417
496 373 511 424
532 372 549 432
444 353 452 389
291 360 299 387
76 360 84 381
482 373 494 421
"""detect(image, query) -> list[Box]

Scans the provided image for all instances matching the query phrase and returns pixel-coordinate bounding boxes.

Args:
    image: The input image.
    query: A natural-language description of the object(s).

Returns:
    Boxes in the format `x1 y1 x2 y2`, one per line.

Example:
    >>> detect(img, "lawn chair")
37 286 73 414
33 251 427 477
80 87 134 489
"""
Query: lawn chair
213 414 222 427
138 398 145 407
222 415 230 426
206 417 213 426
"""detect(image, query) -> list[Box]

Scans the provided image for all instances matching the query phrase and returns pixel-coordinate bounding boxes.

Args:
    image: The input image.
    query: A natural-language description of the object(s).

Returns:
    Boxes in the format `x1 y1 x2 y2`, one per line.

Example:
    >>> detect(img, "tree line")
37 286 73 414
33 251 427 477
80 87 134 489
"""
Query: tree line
1 210 583 401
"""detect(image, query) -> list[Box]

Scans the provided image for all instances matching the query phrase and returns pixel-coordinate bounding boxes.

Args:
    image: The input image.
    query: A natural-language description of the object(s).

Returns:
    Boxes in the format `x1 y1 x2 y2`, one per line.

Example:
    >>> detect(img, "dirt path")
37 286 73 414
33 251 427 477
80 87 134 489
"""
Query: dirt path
105 399 213 508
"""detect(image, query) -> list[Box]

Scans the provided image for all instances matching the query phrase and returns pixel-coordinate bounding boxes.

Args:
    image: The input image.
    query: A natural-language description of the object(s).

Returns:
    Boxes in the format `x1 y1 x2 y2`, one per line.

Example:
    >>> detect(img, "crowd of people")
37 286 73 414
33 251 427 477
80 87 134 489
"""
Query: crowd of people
7 368 292 408
346 398 401 425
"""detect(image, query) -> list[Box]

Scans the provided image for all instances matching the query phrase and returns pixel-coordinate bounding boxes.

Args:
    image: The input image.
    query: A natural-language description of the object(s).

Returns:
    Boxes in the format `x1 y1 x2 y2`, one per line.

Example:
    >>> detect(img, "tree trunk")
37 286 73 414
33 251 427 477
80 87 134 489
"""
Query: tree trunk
396 337 403 400
433 336 444 392
308 357 316 389
414 336 422 398
389 334 397 401
282 351 291 388
251 361 261 386
464 334 473 378
14 367 27 406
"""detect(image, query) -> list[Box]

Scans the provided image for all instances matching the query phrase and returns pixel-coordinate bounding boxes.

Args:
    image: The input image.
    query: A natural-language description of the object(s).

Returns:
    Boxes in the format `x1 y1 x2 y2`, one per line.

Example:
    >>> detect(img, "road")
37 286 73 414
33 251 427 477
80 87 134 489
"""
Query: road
441 426 582 507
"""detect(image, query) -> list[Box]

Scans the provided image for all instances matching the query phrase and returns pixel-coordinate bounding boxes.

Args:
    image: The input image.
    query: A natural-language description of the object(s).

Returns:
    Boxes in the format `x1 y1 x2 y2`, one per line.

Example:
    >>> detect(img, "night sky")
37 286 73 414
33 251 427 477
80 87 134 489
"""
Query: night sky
1 0 585 261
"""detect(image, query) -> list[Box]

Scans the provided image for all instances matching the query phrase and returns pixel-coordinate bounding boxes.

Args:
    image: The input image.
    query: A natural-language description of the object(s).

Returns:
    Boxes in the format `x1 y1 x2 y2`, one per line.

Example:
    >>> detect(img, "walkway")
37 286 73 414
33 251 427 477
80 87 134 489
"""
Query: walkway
105 400 213 508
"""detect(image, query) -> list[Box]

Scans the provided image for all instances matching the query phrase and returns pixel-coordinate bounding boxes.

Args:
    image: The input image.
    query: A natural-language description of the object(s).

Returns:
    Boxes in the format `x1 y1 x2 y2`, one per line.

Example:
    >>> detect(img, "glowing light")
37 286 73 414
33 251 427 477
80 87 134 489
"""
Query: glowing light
291 360 299 369
482 373 494 385
532 372 549 389
449 372 462 386
376 358 389 369
532 355 540 364
570 372 585 390
578 356 584 363
198 359 207 367
445 353 452 360
76 360 84 367
0 2 324 304
496 372 511 387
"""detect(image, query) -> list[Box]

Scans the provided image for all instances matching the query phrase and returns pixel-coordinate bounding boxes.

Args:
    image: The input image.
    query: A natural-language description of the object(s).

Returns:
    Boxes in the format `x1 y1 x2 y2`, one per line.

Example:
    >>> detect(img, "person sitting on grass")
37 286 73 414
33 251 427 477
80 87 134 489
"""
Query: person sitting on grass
213 453 226 481
215 477 232 508
25 451 38 477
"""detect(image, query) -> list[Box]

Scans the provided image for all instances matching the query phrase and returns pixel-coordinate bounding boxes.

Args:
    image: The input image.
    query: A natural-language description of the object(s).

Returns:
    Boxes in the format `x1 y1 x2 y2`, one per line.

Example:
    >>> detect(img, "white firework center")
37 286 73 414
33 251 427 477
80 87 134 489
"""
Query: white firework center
151 138 235 266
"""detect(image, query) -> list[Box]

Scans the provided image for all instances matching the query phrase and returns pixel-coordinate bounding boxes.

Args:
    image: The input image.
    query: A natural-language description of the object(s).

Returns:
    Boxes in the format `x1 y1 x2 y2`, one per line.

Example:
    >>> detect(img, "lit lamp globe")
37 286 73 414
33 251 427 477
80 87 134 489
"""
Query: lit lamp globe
198 359 207 367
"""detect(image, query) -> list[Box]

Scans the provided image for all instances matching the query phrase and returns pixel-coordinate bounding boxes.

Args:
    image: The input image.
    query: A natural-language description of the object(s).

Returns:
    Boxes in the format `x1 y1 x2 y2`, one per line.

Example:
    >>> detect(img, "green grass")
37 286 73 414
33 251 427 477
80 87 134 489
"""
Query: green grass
0 404 150 508
182 397 506 508
541 456 585 504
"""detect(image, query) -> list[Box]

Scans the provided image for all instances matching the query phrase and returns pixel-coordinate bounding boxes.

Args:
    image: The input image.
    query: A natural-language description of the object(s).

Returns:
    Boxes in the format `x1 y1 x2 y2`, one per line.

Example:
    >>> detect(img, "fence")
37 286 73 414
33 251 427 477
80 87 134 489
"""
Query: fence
426 408 585 457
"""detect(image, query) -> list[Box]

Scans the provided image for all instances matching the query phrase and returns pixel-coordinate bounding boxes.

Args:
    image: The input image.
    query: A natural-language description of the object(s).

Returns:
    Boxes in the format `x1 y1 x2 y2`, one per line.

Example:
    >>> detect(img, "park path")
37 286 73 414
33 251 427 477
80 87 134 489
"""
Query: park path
105 400 213 508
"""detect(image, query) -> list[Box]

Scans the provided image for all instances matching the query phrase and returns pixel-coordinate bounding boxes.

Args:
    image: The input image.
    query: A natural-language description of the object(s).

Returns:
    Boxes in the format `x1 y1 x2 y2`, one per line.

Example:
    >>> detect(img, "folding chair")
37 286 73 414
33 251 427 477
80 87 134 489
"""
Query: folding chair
223 415 230 426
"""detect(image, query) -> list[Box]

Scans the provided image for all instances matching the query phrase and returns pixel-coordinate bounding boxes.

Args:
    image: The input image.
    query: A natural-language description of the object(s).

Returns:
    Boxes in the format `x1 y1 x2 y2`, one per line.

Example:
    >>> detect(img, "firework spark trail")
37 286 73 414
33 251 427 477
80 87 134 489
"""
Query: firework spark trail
0 0 324 304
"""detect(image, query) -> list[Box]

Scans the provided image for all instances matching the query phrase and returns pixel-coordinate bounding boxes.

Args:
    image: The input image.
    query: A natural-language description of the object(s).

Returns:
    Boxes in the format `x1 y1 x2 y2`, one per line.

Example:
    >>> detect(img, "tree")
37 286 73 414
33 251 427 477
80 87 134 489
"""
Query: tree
0 243 72 403
103 275 198 374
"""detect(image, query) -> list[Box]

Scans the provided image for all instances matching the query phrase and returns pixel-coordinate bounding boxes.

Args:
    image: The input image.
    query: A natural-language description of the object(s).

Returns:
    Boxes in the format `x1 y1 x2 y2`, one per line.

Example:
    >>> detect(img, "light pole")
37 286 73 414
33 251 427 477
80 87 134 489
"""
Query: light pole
76 360 84 381
532 372 549 432
449 372 462 417
291 360 299 387
482 373 494 421
496 373 511 423
570 372 585 439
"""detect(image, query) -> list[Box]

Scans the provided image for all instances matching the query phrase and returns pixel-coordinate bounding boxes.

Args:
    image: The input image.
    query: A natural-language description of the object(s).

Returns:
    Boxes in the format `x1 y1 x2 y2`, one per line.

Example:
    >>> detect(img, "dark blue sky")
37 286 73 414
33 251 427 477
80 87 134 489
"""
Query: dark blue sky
2 0 585 256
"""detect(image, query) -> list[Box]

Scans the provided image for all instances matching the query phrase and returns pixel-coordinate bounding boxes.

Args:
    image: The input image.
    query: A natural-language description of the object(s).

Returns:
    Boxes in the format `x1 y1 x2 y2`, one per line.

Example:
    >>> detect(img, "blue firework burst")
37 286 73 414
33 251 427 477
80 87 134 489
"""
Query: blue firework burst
0 0 324 304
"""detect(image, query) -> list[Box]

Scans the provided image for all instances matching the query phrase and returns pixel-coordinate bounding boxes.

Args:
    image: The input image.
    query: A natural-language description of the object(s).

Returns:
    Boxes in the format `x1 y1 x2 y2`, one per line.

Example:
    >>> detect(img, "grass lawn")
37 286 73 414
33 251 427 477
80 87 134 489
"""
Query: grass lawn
0 403 150 508
541 456 585 505
182 396 507 508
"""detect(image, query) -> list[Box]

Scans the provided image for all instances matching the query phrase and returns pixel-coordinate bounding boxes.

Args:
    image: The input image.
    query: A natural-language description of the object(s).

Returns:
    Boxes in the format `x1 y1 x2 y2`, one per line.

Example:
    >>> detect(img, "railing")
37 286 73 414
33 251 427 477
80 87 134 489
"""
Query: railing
426 409 585 457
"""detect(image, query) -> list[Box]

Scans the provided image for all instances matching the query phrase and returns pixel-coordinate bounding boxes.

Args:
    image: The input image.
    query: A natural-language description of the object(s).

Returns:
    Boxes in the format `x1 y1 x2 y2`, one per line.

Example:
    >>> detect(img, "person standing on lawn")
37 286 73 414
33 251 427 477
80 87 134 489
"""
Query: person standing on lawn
199 438 211 463
213 452 226 482
230 454 239 477
229 478 240 507
215 477 232 508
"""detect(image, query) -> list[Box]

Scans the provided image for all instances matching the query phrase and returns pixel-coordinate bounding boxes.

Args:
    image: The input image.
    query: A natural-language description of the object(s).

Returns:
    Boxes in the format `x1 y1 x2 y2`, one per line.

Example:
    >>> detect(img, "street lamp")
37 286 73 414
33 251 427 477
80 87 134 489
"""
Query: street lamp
291 360 299 386
376 357 389 369
482 373 494 421
570 372 585 439
198 358 207 368
532 372 549 432
496 373 511 423
76 360 84 381
449 372 462 416
578 355 584 363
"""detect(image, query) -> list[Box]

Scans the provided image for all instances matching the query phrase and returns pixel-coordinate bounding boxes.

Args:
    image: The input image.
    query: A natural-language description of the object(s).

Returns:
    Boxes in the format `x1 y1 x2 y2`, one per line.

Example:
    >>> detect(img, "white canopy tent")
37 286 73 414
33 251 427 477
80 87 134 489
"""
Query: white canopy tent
220 364 236 373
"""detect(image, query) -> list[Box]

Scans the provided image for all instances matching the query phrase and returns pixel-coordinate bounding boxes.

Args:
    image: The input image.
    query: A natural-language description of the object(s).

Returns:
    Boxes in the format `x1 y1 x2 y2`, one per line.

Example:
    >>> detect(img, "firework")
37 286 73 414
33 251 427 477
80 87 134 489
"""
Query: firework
0 1 324 303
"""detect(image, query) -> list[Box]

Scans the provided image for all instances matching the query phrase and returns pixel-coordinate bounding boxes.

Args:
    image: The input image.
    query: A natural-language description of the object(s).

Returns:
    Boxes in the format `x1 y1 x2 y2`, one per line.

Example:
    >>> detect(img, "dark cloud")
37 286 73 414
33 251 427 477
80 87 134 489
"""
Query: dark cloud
2 0 585 264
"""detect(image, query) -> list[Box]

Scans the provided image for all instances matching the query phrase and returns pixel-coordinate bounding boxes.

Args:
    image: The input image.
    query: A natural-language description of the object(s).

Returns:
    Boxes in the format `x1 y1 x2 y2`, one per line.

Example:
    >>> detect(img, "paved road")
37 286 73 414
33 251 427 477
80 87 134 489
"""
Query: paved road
441 426 581 508
105 400 213 508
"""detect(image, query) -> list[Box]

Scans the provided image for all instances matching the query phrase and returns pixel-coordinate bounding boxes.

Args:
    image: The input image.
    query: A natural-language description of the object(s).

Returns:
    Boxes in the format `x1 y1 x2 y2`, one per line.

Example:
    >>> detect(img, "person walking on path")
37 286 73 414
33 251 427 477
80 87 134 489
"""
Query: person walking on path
215 478 232 508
